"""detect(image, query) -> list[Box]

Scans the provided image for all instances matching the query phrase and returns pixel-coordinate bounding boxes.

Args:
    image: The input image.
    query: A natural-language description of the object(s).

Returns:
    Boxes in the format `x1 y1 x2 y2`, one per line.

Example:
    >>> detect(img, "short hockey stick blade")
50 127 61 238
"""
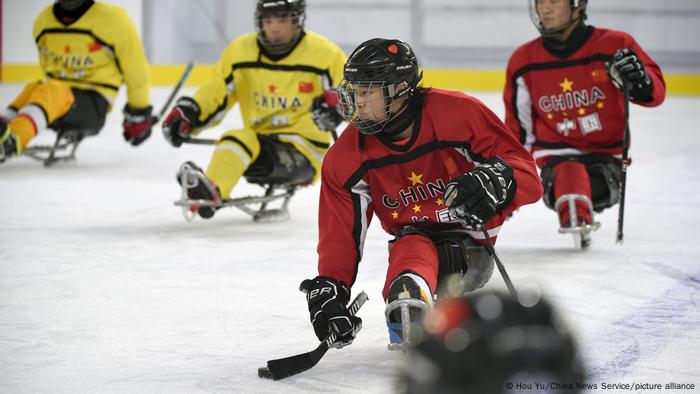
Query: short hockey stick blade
259 291 368 380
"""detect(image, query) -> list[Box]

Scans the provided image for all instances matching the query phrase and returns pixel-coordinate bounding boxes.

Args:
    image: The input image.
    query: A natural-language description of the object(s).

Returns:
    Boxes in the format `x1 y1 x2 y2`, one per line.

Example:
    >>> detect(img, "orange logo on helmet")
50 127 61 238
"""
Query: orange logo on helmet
387 44 398 54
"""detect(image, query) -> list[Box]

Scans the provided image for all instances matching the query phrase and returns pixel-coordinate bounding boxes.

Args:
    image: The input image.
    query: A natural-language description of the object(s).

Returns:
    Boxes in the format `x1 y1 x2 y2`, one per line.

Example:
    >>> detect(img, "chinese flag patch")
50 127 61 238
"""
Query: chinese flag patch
591 69 608 82
298 81 314 93
88 41 102 52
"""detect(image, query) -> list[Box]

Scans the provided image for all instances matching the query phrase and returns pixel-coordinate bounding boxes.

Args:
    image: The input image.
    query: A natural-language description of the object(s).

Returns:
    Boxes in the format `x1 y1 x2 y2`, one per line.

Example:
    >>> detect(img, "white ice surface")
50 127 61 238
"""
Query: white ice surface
1 85 699 393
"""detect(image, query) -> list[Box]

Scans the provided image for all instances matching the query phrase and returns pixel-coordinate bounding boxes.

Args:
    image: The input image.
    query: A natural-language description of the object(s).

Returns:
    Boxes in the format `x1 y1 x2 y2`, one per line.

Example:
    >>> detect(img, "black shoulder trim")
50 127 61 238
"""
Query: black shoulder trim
343 140 487 190
231 61 331 81
511 53 614 80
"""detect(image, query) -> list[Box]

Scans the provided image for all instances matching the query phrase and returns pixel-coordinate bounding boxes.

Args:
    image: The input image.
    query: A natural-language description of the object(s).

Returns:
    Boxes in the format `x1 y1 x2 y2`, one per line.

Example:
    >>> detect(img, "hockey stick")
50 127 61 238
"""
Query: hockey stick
616 82 631 244
154 61 194 123
182 137 218 145
481 229 518 299
258 291 369 381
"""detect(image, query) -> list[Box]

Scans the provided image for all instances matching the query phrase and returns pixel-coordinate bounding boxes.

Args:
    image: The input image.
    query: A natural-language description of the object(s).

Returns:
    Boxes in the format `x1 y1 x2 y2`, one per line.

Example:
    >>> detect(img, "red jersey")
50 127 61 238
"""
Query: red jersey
317 88 543 286
503 26 665 167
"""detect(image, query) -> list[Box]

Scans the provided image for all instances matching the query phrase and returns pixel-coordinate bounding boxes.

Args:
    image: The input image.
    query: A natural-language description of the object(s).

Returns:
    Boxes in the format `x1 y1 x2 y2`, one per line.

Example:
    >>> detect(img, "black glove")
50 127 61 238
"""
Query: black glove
162 97 201 147
607 48 654 101
310 90 343 132
444 157 516 229
0 123 20 163
299 276 362 348
123 104 156 146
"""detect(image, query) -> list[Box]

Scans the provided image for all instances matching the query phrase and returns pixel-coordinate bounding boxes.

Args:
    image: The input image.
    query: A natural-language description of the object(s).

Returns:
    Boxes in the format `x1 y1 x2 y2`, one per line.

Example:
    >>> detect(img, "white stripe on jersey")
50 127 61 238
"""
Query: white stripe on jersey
277 133 325 162
215 143 251 167
515 76 535 152
350 179 372 260
533 148 622 160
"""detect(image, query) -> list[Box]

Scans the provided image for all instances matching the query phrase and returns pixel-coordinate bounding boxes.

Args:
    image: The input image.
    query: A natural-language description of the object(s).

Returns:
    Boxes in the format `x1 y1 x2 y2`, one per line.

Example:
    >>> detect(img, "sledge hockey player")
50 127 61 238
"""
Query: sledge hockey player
0 0 155 163
162 0 346 219
504 0 665 247
300 38 542 351
399 291 585 393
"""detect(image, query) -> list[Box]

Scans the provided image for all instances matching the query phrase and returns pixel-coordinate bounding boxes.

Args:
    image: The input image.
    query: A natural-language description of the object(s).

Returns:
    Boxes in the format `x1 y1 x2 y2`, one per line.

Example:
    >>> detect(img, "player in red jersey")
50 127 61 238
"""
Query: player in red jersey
504 0 665 247
299 38 542 350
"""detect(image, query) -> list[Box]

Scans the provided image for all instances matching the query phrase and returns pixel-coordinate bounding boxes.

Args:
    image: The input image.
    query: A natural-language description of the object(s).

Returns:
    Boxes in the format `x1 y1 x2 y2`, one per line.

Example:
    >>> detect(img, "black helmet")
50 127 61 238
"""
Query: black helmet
529 0 587 42
399 291 586 394
255 0 306 56
338 38 423 136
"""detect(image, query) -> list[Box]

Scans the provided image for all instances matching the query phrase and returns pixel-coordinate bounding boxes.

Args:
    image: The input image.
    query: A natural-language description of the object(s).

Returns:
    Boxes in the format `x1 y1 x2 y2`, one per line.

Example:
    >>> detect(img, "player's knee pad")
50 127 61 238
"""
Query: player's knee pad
587 161 622 212
540 161 557 210
432 232 494 294
244 135 315 186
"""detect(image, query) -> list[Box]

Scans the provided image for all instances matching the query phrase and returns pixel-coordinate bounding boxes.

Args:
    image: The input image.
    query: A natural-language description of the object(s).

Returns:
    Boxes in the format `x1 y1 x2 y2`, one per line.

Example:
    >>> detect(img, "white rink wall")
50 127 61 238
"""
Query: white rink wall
3 0 700 70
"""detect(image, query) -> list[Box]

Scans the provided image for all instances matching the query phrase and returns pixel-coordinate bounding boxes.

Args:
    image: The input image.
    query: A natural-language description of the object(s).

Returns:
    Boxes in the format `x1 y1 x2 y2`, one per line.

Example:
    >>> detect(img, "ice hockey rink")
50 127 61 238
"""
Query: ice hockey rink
1 84 699 393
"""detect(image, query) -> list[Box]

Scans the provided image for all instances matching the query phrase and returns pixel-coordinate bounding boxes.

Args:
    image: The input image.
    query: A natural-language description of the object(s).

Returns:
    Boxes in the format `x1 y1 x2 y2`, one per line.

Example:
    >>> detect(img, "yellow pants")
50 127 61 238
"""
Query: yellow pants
6 79 75 150
206 128 325 199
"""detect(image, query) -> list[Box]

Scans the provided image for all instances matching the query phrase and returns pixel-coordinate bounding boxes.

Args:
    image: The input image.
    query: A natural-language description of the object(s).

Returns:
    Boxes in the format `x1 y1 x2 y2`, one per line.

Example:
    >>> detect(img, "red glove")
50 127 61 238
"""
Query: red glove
162 97 201 148
123 105 155 146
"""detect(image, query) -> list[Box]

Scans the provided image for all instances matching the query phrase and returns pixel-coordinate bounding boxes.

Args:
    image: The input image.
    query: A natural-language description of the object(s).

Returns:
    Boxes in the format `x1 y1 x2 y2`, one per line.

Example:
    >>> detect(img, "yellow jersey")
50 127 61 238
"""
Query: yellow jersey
33 2 150 109
192 31 346 145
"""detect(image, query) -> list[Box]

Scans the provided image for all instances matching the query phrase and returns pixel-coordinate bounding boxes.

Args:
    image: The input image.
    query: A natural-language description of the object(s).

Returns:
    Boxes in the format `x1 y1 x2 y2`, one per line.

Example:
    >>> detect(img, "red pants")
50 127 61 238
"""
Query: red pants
553 161 592 225
383 234 438 300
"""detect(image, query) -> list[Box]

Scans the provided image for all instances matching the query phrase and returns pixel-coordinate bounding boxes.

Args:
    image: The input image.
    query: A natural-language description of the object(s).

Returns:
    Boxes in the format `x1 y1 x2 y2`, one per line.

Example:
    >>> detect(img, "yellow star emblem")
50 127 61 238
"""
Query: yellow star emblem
436 198 444 206
578 108 586 115
596 102 604 109
546 113 554 120
412 204 421 213
391 211 399 220
559 78 574 92
407 172 424 186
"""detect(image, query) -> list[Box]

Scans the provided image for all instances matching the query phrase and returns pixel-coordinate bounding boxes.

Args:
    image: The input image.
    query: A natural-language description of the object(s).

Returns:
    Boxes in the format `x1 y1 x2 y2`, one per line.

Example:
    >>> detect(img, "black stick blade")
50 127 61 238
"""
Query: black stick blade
264 344 328 380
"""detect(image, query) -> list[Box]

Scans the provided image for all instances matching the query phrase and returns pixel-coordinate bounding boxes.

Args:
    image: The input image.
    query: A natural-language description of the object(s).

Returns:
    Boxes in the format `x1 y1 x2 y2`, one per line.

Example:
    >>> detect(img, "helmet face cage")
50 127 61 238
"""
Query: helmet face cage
255 0 306 55
528 0 587 41
338 80 401 135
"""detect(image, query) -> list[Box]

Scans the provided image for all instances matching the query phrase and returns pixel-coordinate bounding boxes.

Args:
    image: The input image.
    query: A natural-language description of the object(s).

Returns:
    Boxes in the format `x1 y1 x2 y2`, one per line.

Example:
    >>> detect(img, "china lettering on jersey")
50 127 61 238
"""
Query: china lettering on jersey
538 77 607 137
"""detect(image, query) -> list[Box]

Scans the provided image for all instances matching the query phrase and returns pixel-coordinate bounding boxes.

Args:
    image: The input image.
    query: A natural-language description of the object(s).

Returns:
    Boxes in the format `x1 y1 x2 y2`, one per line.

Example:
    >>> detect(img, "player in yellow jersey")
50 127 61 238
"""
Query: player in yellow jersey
163 0 346 219
0 0 154 163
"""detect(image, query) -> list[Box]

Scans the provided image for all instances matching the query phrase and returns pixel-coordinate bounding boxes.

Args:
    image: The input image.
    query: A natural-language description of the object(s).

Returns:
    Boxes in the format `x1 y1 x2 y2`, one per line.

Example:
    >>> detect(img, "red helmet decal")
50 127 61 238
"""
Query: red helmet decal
387 44 398 54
